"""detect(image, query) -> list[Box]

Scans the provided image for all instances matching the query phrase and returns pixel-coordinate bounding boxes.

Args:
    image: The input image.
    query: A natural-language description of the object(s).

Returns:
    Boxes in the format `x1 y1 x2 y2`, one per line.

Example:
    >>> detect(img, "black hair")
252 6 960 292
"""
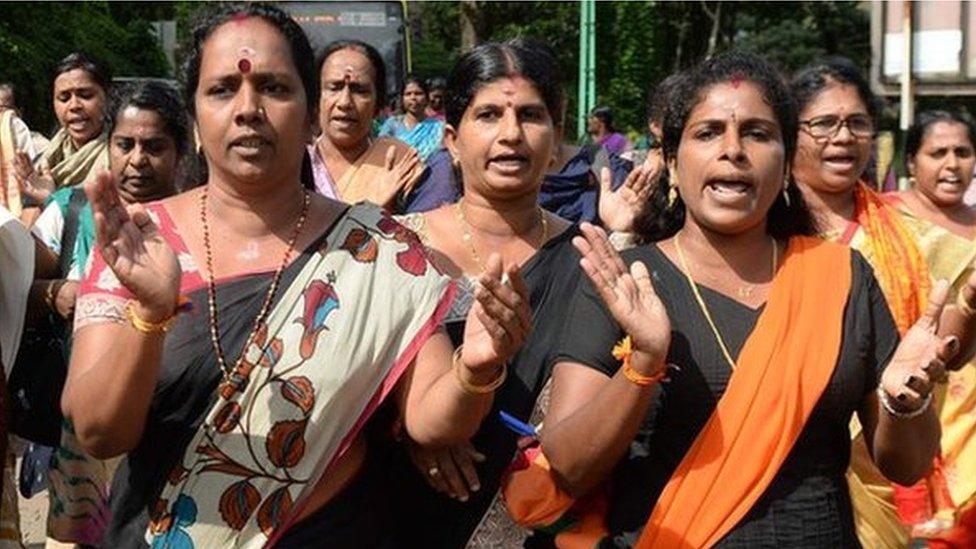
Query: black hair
589 105 614 132
445 38 564 130
791 56 882 124
637 50 817 242
180 2 316 119
647 73 682 126
316 39 387 110
427 76 447 91
107 80 191 157
402 73 428 96
52 52 112 94
904 110 976 171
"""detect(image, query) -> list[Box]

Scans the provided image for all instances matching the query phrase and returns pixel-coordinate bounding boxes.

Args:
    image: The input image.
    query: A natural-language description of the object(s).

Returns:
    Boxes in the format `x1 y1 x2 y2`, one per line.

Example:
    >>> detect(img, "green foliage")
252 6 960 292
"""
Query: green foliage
409 0 871 138
0 1 169 132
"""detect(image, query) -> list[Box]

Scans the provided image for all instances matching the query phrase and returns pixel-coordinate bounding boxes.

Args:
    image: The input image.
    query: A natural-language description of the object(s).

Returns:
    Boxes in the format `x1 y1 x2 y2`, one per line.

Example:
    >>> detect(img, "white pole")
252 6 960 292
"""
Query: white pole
899 0 914 190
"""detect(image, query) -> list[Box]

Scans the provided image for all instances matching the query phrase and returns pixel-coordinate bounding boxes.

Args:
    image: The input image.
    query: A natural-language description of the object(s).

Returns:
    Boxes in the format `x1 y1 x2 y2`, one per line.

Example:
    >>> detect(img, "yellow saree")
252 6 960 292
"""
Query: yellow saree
826 183 932 548
888 197 976 536
313 137 425 206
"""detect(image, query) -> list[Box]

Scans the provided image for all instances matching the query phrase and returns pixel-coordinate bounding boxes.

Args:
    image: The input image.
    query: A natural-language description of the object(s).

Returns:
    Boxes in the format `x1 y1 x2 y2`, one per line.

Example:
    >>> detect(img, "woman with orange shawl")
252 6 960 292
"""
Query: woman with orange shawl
790 58 976 546
884 110 976 546
507 52 964 548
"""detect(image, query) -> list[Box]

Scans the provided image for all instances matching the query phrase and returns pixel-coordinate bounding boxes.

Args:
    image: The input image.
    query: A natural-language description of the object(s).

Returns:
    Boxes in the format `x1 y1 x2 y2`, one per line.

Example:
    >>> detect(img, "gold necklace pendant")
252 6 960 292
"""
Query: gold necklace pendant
673 234 778 371
455 198 549 274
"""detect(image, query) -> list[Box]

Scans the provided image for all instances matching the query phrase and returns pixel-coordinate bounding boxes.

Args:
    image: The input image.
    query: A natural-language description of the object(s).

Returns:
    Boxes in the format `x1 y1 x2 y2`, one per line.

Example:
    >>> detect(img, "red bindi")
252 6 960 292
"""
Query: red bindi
238 58 252 73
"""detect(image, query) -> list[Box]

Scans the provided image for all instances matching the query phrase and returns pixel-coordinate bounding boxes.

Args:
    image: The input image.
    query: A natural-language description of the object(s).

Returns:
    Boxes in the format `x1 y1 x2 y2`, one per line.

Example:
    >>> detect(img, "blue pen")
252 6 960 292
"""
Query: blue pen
499 410 538 438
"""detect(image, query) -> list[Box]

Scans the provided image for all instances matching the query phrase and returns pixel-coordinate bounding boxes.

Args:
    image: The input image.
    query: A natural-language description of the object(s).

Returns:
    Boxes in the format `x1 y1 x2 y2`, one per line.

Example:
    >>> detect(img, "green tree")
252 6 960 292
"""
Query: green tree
0 1 169 132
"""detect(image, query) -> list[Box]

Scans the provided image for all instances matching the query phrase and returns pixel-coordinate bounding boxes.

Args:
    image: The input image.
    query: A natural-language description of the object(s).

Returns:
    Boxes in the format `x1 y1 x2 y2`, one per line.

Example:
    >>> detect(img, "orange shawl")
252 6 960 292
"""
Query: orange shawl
636 236 852 548
840 183 930 335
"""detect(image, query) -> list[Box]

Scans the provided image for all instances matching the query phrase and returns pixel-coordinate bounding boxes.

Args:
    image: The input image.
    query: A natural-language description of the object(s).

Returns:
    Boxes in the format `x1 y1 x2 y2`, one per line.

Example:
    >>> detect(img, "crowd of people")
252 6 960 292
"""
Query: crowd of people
0 2 974 548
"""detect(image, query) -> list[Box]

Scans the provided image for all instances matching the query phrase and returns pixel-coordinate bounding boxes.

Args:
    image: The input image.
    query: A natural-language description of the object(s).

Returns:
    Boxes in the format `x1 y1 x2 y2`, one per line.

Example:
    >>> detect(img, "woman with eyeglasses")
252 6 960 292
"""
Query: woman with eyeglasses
791 58 976 547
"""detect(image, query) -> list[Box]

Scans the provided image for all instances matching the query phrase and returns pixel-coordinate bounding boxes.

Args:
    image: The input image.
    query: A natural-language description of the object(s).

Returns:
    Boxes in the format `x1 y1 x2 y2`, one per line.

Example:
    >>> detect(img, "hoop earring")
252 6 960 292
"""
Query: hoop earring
782 180 792 208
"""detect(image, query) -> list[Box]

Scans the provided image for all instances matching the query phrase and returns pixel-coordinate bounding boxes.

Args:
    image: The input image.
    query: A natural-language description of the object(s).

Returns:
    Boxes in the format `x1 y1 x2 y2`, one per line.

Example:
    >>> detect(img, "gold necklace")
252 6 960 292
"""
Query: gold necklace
673 234 778 370
455 197 549 273
200 187 310 381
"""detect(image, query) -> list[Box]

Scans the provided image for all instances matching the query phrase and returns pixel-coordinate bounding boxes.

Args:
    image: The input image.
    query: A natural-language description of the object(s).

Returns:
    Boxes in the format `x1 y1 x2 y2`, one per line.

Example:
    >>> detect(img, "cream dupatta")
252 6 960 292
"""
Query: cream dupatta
145 204 454 548
39 128 108 188
0 111 22 217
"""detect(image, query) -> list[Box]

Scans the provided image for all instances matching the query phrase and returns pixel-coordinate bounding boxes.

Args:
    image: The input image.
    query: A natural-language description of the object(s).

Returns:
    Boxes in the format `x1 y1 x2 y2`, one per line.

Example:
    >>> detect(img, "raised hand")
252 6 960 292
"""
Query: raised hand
85 171 181 322
374 145 422 209
460 253 533 373
574 222 670 372
13 150 53 203
597 150 661 233
407 440 485 501
881 280 958 411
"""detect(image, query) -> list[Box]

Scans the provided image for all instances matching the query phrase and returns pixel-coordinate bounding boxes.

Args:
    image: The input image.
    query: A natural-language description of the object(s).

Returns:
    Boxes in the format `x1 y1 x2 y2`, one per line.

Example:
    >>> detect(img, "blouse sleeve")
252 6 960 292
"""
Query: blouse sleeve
857 253 900 396
73 243 136 329
553 266 626 378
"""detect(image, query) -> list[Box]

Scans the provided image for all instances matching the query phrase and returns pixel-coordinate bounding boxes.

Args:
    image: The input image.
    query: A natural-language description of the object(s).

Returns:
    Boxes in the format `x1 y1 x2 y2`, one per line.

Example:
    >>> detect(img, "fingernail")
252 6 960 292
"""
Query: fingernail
472 484 480 492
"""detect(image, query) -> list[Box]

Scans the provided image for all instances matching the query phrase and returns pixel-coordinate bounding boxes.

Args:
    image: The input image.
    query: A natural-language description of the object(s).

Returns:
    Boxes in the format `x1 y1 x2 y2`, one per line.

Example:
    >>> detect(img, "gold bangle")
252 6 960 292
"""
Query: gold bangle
125 301 177 334
957 290 976 318
453 346 507 394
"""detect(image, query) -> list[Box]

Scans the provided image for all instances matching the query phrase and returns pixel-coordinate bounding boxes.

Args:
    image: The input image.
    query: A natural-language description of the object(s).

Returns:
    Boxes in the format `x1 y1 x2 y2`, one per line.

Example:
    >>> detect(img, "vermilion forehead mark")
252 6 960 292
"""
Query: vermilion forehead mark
730 73 745 89
237 46 256 73
231 12 249 23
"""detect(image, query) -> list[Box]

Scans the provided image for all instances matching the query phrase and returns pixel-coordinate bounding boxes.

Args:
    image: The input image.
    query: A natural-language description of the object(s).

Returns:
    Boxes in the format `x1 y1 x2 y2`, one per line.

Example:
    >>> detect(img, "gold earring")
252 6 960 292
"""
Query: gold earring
667 170 679 208
782 179 792 208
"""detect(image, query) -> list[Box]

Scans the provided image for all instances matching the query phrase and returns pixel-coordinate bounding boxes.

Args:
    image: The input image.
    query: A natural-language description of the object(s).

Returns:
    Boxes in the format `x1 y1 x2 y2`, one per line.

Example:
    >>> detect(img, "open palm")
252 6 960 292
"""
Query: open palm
85 171 181 320
461 254 533 373
574 222 670 370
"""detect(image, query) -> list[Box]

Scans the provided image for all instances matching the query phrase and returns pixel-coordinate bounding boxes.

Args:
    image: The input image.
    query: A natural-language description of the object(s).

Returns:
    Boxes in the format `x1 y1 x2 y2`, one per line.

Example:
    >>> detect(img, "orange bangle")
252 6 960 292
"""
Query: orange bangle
613 335 665 387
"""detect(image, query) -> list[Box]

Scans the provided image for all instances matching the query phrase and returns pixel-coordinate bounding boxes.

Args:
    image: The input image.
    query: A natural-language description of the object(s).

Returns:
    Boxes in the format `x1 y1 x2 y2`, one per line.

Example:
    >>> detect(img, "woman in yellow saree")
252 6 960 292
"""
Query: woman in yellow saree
791 59 976 546
307 40 423 210
885 110 976 545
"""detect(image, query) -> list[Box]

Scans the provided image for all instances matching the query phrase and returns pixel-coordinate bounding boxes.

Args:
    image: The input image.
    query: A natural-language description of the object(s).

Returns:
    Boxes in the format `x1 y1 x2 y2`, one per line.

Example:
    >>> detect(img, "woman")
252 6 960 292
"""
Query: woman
885 111 976 543
378 74 445 162
513 51 965 548
308 40 423 209
588 106 630 156
61 4 527 547
385 40 662 548
14 52 110 211
790 58 969 545
32 79 190 546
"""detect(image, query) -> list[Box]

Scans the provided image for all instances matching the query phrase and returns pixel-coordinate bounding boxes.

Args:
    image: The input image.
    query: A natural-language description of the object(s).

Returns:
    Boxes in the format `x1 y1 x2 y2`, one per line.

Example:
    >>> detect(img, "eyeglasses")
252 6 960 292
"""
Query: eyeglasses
799 114 874 139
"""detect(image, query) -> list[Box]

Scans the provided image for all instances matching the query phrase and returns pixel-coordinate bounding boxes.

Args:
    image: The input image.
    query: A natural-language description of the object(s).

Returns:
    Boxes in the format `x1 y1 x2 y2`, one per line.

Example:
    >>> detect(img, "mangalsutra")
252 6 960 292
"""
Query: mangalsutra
455 197 549 273
673 235 778 370
200 187 310 381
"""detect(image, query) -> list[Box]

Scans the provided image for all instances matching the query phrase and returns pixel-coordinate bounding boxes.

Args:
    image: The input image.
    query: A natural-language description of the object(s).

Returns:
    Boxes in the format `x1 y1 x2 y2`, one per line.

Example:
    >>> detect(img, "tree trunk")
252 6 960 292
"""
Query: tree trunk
702 1 722 59
460 0 482 51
